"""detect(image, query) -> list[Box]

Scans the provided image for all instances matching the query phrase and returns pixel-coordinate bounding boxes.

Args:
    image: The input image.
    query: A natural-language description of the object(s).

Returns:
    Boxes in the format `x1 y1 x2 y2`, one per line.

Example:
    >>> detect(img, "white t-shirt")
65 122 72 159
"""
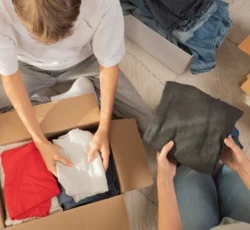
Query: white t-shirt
0 0 125 76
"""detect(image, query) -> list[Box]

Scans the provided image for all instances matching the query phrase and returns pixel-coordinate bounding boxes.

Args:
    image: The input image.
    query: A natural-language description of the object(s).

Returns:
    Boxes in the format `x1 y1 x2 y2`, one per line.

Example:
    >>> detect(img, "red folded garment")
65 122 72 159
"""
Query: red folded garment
1 142 60 220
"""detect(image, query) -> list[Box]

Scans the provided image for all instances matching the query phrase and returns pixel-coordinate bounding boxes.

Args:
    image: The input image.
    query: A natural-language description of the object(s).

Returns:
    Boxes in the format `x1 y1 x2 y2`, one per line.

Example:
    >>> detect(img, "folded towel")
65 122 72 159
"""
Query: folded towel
144 82 243 174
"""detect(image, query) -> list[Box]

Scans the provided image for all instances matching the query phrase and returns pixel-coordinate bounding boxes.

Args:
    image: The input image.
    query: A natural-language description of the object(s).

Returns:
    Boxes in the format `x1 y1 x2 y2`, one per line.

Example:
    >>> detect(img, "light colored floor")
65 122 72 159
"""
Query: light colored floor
120 0 250 229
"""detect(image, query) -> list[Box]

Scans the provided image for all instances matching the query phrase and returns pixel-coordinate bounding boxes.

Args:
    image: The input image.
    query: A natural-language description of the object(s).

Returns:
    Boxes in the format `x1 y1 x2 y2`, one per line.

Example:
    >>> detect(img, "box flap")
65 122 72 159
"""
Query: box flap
239 35 250 55
240 73 250 96
0 195 4 229
124 15 193 75
110 119 153 193
7 195 130 230
0 94 100 146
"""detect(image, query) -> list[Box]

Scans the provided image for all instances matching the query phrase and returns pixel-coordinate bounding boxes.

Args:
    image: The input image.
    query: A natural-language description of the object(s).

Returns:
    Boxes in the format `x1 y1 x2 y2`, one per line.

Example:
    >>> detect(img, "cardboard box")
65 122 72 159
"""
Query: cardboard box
239 35 250 56
240 73 250 96
124 15 193 75
238 35 250 95
0 94 153 230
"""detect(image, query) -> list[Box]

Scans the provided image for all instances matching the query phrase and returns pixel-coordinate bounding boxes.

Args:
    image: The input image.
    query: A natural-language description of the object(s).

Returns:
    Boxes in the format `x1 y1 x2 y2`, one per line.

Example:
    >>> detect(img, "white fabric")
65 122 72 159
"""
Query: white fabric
54 129 108 203
0 0 125 75
51 78 98 102
0 142 62 227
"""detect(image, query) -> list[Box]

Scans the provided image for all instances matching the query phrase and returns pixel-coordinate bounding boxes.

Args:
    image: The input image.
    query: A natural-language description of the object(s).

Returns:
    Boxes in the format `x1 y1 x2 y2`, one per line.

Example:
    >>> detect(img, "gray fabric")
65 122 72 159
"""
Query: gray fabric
0 55 152 132
144 82 243 174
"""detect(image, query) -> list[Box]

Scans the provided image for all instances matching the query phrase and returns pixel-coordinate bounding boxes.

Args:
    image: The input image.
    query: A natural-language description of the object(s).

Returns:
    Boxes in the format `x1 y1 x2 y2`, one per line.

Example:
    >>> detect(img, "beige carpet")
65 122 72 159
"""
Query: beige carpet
120 1 250 229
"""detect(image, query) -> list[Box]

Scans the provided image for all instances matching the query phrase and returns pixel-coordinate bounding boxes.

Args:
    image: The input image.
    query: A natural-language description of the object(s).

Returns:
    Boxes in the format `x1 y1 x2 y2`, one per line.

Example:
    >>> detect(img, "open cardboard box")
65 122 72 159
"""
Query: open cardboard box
124 15 193 75
0 94 153 230
239 35 250 95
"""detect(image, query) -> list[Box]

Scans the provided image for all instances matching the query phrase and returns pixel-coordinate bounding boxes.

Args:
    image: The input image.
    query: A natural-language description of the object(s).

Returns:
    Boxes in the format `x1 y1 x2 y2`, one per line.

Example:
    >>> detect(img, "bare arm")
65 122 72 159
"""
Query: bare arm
158 176 183 230
1 71 47 143
88 65 118 170
98 65 118 132
157 142 183 230
1 70 71 175
222 136 250 190
237 160 250 190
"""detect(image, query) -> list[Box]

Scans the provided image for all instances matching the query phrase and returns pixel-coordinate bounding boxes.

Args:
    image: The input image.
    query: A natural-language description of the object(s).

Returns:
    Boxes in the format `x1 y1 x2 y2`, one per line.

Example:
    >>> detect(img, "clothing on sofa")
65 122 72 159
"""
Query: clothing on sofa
1 142 60 220
58 154 120 210
54 129 109 203
144 82 243 174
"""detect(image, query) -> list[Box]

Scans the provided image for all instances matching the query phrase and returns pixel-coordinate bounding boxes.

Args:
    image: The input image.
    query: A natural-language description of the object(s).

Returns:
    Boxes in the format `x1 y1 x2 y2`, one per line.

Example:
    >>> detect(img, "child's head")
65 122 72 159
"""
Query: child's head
12 0 81 44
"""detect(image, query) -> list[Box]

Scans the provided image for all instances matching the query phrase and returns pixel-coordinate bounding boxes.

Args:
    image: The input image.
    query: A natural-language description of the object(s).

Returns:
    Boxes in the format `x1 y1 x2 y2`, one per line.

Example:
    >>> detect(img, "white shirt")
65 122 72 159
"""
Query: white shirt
0 0 125 76
54 129 108 203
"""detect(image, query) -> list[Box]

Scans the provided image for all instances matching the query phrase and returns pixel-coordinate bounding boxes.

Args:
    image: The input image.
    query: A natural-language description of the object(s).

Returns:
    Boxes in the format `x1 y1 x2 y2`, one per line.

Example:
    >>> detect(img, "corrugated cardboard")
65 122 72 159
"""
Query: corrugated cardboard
7 196 129 230
238 35 250 95
239 35 250 55
110 119 153 192
240 73 250 96
0 94 100 145
124 15 193 75
0 94 153 230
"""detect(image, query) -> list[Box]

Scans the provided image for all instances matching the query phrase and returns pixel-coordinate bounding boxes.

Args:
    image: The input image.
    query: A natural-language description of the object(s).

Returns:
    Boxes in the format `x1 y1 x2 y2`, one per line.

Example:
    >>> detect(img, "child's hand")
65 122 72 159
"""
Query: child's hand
35 140 72 176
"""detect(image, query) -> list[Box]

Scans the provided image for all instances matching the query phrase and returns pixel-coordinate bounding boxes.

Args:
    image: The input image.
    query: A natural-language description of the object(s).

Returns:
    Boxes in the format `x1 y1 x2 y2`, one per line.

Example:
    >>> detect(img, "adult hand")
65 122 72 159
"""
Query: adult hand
157 141 176 180
35 140 72 176
88 128 110 171
222 135 249 172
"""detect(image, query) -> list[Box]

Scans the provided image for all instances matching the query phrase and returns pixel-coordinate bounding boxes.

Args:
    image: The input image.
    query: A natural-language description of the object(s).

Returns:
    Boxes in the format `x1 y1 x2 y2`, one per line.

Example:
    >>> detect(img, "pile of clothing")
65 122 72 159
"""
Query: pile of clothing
120 0 232 74
0 129 119 226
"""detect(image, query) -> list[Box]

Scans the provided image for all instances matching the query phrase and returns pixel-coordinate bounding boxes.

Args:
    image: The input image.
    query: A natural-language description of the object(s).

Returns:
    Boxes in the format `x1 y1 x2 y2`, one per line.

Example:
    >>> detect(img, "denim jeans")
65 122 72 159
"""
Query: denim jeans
183 0 232 74
124 0 152 17
174 165 250 230
144 0 214 33
173 2 218 43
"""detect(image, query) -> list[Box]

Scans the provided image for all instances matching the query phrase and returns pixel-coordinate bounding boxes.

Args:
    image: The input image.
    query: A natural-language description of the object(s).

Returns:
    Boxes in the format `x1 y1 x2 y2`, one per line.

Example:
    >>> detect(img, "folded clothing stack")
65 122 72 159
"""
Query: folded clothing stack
58 154 120 210
0 142 62 226
54 129 109 203
0 129 119 226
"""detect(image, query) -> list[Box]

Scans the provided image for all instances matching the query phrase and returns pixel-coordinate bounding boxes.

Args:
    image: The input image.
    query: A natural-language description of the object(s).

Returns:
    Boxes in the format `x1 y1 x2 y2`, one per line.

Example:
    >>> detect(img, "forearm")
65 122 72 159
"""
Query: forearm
237 160 250 190
157 174 183 230
99 65 119 131
1 71 46 143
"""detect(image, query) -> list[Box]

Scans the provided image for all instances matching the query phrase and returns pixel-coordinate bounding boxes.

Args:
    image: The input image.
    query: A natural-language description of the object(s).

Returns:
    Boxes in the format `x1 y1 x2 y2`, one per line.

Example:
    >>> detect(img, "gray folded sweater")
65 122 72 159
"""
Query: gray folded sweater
144 82 243 174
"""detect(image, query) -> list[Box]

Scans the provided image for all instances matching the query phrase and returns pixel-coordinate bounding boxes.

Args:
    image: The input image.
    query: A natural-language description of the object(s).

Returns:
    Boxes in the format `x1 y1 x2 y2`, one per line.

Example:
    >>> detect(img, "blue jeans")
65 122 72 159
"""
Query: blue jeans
184 0 232 74
174 165 250 230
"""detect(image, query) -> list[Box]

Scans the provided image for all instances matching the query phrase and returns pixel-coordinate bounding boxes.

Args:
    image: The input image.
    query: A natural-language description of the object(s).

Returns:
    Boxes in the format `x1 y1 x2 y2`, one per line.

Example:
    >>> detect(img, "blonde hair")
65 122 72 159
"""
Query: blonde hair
12 0 81 44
